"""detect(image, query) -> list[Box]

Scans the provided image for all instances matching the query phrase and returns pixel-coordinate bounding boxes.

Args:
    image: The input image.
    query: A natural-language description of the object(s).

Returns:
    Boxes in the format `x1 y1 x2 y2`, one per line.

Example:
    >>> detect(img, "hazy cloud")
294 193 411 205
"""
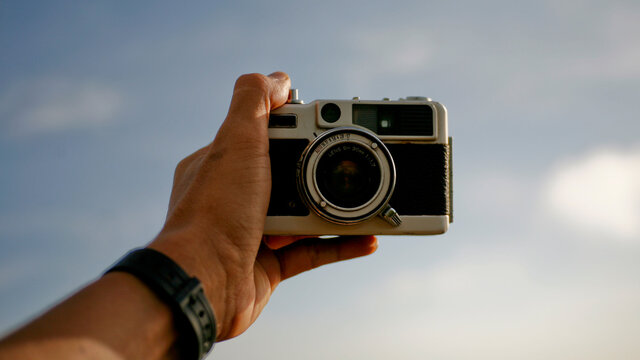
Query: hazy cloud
542 145 640 240
353 253 640 359
219 249 640 360
2 2 640 358
0 256 39 291
0 79 123 136
343 27 434 87
567 4 640 80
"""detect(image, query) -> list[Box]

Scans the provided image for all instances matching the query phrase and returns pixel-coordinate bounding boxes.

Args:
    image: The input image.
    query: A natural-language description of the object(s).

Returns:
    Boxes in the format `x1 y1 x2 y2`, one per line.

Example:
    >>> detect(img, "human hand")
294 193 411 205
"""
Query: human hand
150 72 378 341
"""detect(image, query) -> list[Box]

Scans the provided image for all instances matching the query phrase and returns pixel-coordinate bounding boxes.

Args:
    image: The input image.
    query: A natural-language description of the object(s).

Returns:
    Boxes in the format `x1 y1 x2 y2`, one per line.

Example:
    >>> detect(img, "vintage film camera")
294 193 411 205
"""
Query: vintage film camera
265 89 452 235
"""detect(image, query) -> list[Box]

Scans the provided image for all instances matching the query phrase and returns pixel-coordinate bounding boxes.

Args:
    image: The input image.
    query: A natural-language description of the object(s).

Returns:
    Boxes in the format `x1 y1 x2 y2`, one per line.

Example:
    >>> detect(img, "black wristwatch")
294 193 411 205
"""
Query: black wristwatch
107 248 216 360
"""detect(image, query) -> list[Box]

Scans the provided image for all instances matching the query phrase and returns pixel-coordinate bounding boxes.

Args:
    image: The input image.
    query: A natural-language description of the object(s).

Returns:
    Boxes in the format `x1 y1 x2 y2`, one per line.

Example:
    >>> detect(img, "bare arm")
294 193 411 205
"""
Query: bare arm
0 72 377 359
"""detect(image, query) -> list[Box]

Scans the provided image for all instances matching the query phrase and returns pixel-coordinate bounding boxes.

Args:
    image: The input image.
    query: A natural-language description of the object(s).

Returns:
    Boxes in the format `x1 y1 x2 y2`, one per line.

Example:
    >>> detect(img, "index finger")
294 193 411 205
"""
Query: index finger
226 72 291 130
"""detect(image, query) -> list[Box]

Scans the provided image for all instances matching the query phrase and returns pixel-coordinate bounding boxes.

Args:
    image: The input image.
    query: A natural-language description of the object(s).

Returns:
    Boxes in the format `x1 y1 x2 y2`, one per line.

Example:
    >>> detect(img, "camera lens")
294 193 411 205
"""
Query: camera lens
297 127 396 225
315 143 381 209
321 103 341 123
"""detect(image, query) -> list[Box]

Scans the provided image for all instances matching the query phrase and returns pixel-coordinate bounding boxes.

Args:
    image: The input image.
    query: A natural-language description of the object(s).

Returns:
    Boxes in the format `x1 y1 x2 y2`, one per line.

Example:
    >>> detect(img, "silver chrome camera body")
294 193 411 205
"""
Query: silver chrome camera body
265 90 452 235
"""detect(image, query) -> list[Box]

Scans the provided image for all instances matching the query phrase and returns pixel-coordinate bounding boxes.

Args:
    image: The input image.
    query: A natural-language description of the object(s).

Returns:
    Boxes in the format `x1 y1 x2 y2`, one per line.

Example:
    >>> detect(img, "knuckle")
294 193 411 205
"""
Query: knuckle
175 156 191 174
234 73 270 93
175 147 205 171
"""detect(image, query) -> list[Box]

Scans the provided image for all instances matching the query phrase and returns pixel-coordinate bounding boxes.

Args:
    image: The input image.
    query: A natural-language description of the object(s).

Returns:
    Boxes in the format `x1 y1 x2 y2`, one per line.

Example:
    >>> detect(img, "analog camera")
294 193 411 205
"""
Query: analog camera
265 90 452 235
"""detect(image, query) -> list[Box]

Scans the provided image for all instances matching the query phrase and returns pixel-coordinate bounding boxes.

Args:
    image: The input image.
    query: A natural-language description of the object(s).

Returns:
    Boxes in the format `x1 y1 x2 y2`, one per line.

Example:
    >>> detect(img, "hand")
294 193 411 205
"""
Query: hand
150 72 378 341
0 72 377 360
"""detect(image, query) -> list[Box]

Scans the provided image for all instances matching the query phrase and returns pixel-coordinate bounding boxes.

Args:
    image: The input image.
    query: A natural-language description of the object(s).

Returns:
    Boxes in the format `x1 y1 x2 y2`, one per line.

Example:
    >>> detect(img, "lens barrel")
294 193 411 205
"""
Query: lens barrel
297 127 396 225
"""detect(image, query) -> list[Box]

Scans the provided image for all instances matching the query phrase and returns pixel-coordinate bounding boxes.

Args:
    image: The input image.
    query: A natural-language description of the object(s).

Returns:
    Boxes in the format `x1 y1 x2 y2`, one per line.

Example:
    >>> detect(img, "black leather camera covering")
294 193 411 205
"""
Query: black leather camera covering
268 139 451 218
268 139 310 216
386 143 451 216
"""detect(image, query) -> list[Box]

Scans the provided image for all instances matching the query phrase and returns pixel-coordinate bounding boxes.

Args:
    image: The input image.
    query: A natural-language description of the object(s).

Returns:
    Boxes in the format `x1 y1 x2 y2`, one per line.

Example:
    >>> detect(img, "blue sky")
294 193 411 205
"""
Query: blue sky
1 1 640 358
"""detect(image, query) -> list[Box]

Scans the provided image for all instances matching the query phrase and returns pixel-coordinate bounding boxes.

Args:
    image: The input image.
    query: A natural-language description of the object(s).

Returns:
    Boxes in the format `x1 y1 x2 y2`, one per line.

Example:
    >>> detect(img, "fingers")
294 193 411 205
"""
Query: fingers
263 235 316 250
225 72 291 129
273 235 378 281
264 71 291 109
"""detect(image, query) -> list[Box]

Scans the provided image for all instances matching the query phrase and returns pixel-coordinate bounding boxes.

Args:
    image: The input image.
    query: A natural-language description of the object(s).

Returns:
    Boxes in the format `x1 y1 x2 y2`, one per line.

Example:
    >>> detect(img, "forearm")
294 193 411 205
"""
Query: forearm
0 72 379 359
0 272 178 360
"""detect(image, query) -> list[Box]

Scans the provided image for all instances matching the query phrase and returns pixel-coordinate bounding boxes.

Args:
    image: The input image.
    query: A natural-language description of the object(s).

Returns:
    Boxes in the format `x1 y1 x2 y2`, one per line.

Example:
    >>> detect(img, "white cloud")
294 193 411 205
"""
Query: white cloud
216 249 640 360
542 145 640 241
0 79 123 136
348 254 640 360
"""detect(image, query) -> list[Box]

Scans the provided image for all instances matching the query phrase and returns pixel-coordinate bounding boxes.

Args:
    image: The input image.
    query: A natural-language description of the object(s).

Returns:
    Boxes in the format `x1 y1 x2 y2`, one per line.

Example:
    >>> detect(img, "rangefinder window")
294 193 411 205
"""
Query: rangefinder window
352 104 433 136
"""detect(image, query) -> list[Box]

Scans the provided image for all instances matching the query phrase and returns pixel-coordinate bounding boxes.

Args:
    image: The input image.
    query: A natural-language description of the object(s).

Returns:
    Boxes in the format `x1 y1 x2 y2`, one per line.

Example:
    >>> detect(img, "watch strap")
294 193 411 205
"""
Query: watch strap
107 248 216 359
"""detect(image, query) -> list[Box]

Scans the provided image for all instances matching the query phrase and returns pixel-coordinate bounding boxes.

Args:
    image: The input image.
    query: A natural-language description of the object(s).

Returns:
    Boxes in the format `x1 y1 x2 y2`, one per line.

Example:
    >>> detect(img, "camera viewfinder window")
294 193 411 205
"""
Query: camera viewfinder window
352 104 433 136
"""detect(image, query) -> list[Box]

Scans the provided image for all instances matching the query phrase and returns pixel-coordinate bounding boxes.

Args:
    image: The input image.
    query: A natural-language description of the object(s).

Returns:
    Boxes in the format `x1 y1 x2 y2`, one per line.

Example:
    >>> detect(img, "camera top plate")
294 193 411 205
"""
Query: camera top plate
269 91 448 144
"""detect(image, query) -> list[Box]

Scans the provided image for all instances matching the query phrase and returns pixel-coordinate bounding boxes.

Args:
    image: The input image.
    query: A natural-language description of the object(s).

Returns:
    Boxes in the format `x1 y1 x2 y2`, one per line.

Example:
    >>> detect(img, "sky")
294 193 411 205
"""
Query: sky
1 1 640 359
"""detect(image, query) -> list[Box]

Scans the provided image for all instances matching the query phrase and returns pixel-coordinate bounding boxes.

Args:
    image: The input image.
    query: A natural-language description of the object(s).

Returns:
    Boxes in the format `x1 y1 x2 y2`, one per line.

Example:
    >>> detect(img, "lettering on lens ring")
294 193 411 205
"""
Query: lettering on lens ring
315 133 351 154
326 144 377 168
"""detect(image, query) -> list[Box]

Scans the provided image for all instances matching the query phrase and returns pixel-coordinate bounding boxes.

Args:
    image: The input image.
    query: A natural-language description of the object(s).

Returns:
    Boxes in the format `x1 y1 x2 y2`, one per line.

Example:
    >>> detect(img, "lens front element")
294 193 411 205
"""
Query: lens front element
298 127 396 225
316 143 381 209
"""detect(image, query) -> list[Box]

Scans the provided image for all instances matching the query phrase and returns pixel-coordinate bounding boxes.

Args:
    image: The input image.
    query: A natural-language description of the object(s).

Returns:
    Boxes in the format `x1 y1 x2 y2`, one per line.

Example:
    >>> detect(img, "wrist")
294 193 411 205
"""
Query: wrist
107 248 216 359
149 229 230 338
